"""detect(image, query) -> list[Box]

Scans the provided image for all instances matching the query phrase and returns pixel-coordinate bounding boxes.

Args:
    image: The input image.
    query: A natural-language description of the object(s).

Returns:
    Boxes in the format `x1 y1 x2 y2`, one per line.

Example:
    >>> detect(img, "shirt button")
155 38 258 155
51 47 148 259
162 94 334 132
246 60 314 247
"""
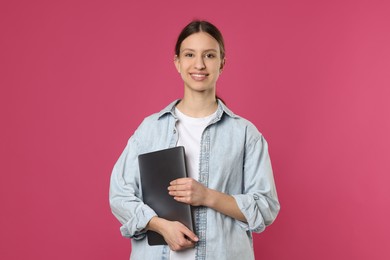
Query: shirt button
173 129 176 134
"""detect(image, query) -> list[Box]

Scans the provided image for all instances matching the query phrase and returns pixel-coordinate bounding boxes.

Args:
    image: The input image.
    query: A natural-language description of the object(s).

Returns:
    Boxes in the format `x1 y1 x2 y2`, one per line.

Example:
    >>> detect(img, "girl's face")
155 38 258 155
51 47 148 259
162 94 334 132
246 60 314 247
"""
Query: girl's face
174 32 224 95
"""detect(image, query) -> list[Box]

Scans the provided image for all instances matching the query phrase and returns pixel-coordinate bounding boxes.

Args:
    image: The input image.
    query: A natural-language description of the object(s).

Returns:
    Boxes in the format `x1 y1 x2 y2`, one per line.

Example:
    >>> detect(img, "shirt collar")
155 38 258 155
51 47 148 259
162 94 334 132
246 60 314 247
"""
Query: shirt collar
157 99 238 120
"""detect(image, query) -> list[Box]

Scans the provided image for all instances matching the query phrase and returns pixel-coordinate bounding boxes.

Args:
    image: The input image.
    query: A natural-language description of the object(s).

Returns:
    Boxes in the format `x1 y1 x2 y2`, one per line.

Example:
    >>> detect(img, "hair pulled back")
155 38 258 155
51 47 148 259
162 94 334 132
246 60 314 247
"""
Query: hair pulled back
175 20 225 60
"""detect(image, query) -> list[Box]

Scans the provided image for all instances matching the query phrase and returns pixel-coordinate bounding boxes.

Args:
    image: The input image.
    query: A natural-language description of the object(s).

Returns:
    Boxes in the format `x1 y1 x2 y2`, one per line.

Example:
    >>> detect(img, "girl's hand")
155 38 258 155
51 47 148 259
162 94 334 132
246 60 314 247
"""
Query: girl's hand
168 178 208 206
168 178 248 222
147 217 198 251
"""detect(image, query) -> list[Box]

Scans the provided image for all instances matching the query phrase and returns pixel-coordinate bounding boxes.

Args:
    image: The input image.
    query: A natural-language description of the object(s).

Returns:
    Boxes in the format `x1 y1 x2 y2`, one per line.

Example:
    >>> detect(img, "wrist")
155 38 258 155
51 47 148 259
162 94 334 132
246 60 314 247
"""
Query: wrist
147 216 166 234
204 188 217 208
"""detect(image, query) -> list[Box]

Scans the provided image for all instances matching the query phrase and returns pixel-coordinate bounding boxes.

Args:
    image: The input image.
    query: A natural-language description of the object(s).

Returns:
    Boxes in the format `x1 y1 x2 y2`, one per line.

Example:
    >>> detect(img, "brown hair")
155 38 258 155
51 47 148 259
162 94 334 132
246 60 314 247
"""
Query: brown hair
175 20 225 60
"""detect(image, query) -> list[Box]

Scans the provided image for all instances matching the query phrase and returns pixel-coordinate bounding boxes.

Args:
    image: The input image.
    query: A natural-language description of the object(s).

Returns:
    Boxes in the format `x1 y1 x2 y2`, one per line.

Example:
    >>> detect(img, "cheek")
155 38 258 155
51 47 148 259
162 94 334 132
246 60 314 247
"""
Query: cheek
207 60 222 71
178 62 190 71
211 65 222 74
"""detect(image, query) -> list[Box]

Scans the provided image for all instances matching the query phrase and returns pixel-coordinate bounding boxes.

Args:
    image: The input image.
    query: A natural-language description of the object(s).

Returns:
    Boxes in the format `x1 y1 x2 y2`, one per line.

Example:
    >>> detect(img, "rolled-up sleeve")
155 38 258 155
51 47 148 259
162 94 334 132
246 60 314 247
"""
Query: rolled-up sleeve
109 136 157 239
232 135 280 233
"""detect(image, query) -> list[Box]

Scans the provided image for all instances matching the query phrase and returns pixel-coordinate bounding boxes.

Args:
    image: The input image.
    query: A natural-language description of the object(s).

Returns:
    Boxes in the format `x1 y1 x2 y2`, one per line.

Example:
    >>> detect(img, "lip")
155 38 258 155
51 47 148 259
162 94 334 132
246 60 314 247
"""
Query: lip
190 72 209 81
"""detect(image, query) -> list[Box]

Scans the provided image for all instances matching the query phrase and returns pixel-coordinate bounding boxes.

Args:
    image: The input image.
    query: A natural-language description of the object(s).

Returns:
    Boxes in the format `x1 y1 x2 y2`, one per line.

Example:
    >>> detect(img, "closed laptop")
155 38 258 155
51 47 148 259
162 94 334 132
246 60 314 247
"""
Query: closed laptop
138 146 194 245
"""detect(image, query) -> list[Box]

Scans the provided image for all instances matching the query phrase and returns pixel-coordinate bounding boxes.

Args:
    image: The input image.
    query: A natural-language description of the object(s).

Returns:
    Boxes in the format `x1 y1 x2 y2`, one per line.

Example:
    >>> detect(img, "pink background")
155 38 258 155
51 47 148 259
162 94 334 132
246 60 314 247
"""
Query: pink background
1 0 389 259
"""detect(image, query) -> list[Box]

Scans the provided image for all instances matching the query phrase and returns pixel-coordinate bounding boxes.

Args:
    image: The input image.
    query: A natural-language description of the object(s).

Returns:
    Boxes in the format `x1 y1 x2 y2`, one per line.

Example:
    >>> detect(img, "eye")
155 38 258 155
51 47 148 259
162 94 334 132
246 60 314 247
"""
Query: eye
205 53 215 59
184 53 194 58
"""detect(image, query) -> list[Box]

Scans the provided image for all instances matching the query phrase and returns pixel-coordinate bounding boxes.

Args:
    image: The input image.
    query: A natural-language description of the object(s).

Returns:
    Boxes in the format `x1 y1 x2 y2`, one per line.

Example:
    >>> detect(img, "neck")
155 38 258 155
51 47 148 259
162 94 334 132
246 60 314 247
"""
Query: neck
177 93 218 118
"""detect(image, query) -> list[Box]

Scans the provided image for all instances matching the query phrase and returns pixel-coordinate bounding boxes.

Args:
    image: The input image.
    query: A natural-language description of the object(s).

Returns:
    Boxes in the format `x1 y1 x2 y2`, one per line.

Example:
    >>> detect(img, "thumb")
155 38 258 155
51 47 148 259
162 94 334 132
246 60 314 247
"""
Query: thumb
181 227 198 242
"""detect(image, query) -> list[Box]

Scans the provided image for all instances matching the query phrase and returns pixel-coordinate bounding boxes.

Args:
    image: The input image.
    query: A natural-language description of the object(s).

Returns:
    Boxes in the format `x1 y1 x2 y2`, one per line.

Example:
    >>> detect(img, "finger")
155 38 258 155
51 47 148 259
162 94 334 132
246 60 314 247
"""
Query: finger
170 178 191 185
168 183 189 192
173 196 191 204
171 239 195 251
181 227 199 242
182 239 196 249
168 190 190 197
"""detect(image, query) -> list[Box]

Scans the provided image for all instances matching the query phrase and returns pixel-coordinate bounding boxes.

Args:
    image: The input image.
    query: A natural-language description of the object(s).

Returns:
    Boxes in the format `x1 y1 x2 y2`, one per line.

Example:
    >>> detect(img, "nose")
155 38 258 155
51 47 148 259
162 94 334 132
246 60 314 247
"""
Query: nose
194 56 206 70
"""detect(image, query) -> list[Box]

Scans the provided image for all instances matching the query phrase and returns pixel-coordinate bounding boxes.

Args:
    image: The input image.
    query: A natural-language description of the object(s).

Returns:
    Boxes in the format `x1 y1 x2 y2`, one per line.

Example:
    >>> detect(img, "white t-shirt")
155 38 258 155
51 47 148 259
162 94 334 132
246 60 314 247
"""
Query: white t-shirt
170 107 217 260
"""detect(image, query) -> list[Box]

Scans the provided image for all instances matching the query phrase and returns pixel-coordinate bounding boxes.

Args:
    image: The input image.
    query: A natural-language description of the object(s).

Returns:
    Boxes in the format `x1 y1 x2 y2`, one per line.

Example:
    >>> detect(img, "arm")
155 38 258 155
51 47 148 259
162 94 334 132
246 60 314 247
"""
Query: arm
168 178 247 222
110 136 198 249
232 135 280 232
168 135 280 232
109 137 157 239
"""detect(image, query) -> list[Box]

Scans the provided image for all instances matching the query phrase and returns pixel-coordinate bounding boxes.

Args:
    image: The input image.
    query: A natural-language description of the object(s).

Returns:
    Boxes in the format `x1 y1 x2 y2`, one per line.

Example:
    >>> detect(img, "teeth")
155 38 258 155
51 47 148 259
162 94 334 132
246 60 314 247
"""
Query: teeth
192 74 206 77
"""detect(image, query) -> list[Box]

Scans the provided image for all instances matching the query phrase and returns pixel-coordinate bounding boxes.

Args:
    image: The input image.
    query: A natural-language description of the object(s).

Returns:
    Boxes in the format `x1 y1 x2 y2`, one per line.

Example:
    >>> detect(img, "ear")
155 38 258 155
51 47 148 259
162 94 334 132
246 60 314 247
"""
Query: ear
220 58 226 72
174 55 180 73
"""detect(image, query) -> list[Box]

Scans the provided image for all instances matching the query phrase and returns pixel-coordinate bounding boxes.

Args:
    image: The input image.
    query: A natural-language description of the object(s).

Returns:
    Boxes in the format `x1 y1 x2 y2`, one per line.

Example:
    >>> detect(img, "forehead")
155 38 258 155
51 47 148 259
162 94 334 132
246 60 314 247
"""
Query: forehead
180 32 220 52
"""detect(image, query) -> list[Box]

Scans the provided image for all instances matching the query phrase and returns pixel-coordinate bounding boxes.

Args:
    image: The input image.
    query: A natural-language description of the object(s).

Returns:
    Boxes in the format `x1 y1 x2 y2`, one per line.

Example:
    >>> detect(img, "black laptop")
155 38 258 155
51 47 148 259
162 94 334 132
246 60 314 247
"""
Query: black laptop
138 146 194 245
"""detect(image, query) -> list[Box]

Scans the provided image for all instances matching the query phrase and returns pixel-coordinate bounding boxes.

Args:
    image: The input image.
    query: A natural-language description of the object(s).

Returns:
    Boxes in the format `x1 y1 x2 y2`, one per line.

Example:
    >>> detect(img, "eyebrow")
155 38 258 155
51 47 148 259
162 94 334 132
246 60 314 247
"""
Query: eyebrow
181 48 218 53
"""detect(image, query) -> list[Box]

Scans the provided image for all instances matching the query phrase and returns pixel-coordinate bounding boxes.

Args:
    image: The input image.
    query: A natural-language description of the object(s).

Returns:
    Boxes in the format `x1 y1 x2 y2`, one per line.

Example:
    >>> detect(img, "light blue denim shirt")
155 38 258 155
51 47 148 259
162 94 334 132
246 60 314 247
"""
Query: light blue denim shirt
109 100 280 260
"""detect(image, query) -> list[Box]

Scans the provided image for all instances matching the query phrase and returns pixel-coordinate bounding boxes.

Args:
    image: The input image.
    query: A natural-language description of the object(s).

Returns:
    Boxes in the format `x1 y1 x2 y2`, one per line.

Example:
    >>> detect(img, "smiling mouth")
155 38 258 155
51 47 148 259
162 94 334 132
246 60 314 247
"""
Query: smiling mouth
190 73 208 80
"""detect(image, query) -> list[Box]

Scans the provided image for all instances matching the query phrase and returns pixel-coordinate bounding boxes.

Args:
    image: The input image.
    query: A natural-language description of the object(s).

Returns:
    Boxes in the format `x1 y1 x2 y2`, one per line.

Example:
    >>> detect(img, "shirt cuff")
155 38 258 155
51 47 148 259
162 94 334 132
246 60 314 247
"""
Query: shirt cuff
232 194 266 233
120 206 158 240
